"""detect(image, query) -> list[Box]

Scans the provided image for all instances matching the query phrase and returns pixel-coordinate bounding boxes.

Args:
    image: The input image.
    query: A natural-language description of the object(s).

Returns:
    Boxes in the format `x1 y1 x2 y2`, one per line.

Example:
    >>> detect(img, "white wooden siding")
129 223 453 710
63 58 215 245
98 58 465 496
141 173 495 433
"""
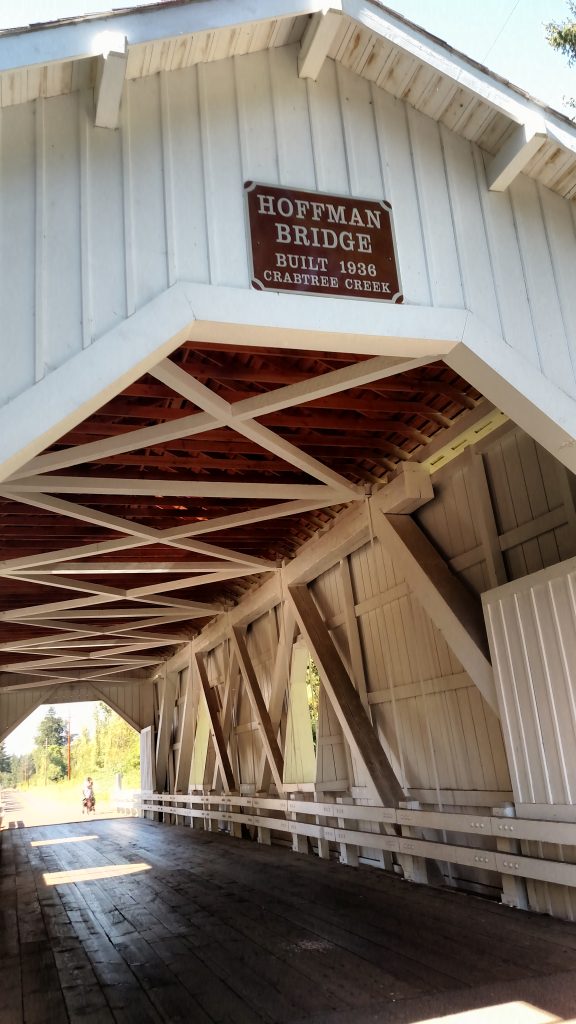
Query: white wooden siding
348 538 509 798
483 557 576 815
483 556 576 919
417 428 576 592
1 46 576 412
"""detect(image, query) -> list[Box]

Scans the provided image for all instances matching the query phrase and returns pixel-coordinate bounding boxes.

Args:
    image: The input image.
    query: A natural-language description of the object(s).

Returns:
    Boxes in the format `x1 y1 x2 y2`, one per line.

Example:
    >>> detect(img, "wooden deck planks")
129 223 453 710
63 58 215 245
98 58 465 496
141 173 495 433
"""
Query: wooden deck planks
3 818 576 1022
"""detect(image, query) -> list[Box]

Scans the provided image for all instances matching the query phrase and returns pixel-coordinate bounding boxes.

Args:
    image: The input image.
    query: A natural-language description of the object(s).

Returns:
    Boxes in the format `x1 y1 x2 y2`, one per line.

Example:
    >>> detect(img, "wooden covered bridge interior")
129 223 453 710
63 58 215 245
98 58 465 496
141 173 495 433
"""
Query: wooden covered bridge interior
1 0 576 1020
3 339 576 1022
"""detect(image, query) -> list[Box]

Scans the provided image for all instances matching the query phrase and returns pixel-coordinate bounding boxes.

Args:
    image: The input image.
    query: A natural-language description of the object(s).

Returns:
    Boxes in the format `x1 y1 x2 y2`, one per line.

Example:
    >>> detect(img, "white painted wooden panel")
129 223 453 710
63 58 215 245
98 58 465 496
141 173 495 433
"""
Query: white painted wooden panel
95 680 155 731
43 92 83 374
1 43 576 422
0 102 36 403
350 536 510 798
189 697 211 789
83 94 127 341
483 556 576 918
483 556 576 812
0 687 46 744
140 726 155 791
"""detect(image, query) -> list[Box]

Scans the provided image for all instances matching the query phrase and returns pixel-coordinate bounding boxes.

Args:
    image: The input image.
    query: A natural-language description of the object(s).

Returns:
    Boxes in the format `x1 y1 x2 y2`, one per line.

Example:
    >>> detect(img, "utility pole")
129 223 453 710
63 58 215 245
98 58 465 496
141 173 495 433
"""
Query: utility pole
67 715 71 780
44 737 48 785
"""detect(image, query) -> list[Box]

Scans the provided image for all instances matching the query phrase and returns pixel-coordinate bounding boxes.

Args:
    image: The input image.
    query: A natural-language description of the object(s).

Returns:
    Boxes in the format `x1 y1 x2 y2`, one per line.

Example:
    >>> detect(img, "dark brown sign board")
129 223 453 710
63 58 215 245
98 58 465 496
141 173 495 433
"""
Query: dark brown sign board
245 181 402 302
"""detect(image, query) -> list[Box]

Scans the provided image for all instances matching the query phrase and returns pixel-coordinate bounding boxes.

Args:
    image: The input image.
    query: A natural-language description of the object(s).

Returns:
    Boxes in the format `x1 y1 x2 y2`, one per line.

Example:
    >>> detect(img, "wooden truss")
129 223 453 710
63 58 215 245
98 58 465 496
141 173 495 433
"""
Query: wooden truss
0 339 481 693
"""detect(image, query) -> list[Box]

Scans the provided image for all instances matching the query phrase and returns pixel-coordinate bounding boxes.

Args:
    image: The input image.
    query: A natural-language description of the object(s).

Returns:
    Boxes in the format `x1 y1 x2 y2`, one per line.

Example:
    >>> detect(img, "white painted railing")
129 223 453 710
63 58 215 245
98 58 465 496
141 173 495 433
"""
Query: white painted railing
114 791 576 893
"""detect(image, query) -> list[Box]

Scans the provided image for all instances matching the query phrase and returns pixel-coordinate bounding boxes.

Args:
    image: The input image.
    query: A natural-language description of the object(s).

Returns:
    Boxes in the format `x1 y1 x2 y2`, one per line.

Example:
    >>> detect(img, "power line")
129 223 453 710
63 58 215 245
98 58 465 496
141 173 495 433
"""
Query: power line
482 0 522 62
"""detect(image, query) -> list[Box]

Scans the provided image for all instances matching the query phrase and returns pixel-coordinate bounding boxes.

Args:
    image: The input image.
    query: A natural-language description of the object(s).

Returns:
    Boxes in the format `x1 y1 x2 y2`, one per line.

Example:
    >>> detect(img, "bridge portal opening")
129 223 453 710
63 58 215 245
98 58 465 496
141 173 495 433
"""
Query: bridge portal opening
0 700 141 828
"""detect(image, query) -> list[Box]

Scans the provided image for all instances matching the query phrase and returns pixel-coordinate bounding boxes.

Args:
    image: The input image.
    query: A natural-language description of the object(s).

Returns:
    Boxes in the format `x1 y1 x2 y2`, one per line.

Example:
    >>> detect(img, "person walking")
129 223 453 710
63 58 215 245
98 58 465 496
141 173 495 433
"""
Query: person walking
82 776 96 814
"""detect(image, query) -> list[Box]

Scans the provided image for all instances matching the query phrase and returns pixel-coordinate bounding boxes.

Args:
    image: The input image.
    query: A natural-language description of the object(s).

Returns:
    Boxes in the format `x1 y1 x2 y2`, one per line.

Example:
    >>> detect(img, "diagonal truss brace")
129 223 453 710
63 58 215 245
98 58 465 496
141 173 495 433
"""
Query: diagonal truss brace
231 626 285 792
194 651 236 794
372 510 499 715
288 583 404 807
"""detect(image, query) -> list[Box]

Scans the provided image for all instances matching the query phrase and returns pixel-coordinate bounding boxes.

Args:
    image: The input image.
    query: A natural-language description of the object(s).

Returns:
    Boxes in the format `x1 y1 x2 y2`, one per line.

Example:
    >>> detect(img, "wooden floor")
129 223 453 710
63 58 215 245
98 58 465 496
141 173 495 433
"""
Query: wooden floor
3 819 576 1024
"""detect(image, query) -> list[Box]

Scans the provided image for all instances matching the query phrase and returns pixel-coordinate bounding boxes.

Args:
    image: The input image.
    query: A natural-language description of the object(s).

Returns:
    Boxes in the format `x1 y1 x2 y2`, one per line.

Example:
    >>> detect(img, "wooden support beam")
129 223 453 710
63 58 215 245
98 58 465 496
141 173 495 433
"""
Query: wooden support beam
256 605 296 793
212 646 240 791
373 512 499 715
486 120 547 192
298 8 342 80
231 626 285 792
372 463 433 515
174 655 199 793
466 449 508 588
288 584 404 807
155 669 178 792
339 560 369 713
94 35 128 130
194 652 236 794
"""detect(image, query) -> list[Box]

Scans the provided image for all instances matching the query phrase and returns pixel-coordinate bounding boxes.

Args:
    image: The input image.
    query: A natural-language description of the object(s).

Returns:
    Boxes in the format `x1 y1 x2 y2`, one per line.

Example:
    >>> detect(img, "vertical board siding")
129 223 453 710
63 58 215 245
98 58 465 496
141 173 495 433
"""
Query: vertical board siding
96 680 155 731
473 148 539 368
371 87 431 306
406 104 463 309
483 558 576 917
348 537 508 796
235 50 278 190
2 44 576 414
417 428 576 594
198 59 247 288
86 98 126 341
164 67 210 285
440 125 502 338
307 58 349 193
483 557 576 810
0 102 36 403
124 76 169 308
0 688 45 744
43 92 82 374
270 45 315 188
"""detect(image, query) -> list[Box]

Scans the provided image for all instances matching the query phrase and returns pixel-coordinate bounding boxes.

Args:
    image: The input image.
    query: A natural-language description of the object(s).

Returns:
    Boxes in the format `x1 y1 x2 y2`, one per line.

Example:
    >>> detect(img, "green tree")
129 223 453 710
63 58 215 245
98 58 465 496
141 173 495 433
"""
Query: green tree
547 1 576 65
33 707 67 782
94 703 112 768
34 707 67 748
70 704 140 789
0 741 11 785
547 2 576 109
71 726 94 780
306 658 320 748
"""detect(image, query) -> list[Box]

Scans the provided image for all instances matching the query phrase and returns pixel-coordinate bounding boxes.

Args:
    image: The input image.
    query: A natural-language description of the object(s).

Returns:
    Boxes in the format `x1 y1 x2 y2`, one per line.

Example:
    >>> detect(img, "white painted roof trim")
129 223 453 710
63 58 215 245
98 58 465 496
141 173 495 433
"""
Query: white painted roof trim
345 1 576 159
0 0 324 71
0 0 574 161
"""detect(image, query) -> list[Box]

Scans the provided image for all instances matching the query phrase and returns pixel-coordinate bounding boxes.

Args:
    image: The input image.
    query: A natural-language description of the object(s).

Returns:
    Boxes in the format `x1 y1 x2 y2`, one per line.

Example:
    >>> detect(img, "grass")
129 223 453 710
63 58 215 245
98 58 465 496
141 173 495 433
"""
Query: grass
17 769 141 806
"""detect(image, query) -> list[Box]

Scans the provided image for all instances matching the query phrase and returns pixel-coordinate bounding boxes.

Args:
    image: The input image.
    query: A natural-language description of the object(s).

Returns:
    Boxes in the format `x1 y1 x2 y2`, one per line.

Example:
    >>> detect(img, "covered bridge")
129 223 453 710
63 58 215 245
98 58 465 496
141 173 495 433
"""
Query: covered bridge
2 4 576 1011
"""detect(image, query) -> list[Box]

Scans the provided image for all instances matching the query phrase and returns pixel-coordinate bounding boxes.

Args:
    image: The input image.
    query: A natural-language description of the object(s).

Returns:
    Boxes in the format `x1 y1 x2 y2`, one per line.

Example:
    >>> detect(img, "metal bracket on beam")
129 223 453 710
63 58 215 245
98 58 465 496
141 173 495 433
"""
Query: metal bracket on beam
94 32 128 130
486 120 547 192
298 9 342 81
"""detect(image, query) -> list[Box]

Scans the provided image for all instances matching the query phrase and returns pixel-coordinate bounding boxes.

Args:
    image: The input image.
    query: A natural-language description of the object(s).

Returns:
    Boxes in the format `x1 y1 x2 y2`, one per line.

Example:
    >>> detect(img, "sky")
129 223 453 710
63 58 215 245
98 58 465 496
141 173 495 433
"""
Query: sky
0 0 573 751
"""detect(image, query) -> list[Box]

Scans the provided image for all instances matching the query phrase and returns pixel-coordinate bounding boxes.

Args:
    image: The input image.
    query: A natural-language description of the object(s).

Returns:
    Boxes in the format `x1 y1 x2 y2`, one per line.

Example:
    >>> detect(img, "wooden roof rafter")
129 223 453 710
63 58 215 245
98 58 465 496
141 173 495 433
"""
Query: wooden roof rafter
0 341 481 690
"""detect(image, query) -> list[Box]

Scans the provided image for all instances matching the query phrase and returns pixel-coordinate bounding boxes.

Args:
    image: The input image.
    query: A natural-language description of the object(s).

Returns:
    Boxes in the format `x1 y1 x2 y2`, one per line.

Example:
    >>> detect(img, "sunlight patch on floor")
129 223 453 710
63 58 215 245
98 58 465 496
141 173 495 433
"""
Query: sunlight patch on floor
412 1000 570 1023
42 862 151 884
31 835 99 847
